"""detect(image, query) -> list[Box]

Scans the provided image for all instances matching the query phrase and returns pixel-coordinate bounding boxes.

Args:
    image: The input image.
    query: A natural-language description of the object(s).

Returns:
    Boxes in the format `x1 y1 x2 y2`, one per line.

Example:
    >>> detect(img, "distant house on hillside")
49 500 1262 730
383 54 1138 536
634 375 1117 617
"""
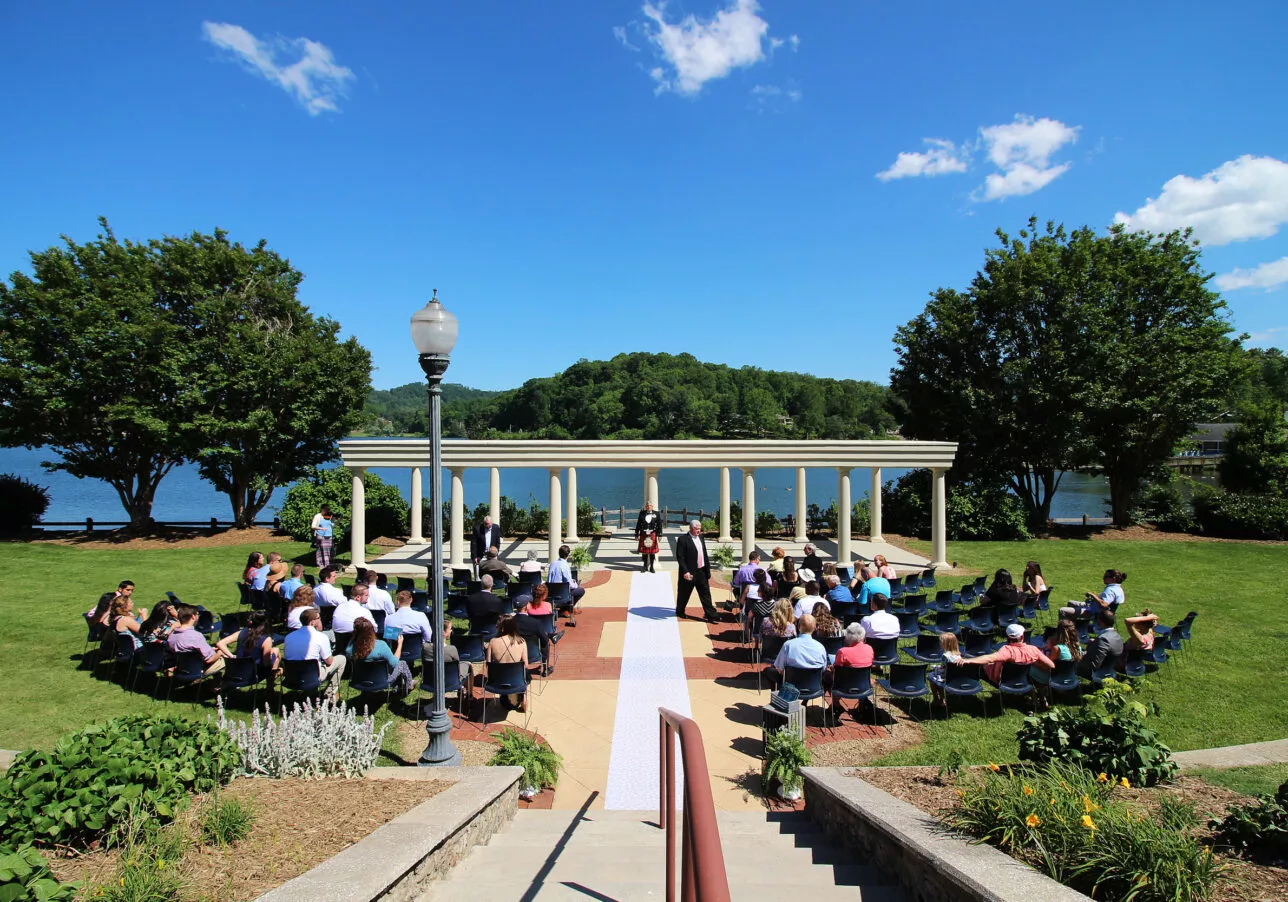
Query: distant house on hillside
1187 423 1236 456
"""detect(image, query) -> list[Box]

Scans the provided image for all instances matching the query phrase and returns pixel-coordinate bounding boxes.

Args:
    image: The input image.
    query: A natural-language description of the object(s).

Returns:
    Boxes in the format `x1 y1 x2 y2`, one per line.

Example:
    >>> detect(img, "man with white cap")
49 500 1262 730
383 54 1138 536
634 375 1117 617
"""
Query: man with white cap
961 622 1054 684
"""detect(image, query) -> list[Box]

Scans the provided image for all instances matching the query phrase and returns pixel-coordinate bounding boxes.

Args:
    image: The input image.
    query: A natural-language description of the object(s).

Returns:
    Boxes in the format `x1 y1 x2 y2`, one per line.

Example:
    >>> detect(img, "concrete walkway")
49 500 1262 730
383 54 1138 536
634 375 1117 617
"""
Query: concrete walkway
1173 738 1288 770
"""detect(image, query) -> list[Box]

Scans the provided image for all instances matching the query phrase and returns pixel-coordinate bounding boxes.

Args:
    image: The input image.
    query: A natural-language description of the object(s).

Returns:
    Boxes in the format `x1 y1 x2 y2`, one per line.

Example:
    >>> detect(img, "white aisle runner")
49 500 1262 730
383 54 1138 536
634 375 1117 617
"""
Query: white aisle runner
604 571 692 810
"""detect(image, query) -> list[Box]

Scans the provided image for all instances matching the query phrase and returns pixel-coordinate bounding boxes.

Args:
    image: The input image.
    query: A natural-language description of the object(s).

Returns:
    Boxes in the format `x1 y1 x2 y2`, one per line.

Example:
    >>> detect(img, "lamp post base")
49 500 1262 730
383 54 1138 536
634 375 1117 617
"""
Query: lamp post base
418 712 462 767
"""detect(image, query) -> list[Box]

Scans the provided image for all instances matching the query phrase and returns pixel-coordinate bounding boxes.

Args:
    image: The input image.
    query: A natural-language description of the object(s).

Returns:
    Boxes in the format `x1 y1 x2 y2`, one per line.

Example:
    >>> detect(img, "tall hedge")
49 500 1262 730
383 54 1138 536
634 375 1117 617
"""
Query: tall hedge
278 467 409 543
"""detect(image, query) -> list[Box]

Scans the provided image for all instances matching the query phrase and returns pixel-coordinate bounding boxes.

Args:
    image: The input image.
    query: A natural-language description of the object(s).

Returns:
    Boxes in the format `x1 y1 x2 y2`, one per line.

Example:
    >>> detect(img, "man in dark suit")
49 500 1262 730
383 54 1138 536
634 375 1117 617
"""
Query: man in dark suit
471 515 502 573
675 519 719 622
466 574 507 633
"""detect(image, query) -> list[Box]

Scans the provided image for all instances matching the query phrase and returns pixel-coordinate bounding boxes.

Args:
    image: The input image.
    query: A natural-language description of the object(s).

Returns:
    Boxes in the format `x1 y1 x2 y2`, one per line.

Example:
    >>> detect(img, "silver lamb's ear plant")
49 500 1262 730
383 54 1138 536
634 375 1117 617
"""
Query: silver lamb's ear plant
216 695 390 779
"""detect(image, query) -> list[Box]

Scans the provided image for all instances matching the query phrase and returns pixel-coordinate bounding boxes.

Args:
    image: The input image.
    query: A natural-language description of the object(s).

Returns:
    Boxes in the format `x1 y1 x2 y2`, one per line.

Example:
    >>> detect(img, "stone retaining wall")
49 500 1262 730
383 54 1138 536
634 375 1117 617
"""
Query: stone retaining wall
802 767 1091 902
256 765 521 902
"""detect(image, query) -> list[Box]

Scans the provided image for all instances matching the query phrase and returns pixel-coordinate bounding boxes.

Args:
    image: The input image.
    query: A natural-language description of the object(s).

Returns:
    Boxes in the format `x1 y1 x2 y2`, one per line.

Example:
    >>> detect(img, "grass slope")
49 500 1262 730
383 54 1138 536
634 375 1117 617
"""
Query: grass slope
1190 763 1288 798
874 538 1288 767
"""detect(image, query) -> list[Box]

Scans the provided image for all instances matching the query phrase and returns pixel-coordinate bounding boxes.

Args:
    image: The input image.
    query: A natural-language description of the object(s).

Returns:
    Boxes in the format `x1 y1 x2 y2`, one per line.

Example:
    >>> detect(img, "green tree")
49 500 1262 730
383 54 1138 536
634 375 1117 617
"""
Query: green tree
1220 403 1288 494
161 229 372 527
893 219 1238 527
0 221 191 527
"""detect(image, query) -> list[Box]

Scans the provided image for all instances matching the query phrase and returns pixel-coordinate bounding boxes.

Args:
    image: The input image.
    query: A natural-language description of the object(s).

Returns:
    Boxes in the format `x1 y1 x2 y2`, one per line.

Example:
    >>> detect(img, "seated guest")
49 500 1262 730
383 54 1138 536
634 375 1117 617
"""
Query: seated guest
515 596 565 676
425 618 471 681
824 574 854 607
347 618 415 697
167 605 230 675
278 564 306 602
1124 610 1159 651
525 584 553 617
765 547 786 575
243 553 264 585
248 555 271 592
479 547 514 584
857 572 891 609
283 608 345 695
833 623 874 669
733 550 763 595
385 590 432 644
217 610 279 675
859 593 900 640
773 613 827 678
286 584 318 631
264 552 289 595
467 574 507 632
364 571 395 615
961 623 1053 684
762 598 797 640
518 550 543 575
929 632 965 707
90 581 136 627
741 568 775 624
1022 561 1048 599
332 583 377 635
799 544 823 577
982 569 1021 608
486 616 529 711
548 544 585 609
789 586 813 621
111 594 148 652
138 602 178 645
812 602 842 640
1031 620 1081 706
1061 569 1127 620
1078 609 1124 678
776 557 800 598
872 554 897 580
313 566 346 609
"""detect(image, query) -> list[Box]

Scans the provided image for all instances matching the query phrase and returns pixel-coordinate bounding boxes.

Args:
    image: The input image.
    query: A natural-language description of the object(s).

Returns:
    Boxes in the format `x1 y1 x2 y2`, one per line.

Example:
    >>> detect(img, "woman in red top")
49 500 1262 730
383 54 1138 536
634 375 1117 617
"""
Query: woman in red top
833 623 874 669
525 584 553 617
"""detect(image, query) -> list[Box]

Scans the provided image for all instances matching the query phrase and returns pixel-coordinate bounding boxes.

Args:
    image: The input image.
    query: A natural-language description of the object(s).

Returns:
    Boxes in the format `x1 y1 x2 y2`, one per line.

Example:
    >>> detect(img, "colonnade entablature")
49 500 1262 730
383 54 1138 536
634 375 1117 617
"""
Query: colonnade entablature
337 438 958 572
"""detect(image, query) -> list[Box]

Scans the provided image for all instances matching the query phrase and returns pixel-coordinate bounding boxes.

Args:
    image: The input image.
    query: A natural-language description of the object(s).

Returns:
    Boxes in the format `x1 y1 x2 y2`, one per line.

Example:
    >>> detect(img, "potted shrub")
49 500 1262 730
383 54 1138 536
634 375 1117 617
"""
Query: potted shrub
488 729 562 799
568 543 593 580
763 726 811 801
712 544 737 570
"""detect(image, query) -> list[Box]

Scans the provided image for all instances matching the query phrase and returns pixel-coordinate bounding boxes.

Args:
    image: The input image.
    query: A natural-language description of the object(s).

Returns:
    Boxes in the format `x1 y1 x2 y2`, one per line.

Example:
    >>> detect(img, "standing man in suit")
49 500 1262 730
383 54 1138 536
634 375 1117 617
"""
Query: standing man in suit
675 519 718 623
471 515 502 576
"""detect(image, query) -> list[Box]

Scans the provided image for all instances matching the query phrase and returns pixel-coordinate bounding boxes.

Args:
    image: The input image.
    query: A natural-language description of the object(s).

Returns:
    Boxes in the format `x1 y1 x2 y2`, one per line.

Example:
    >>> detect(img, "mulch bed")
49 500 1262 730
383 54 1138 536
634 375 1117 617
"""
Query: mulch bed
47 775 450 901
849 765 1288 902
35 525 293 549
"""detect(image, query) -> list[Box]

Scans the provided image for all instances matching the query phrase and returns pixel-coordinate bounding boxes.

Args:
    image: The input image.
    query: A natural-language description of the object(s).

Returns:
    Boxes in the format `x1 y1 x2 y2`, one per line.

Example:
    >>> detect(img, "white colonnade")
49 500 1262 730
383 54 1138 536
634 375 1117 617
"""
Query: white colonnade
340 440 958 571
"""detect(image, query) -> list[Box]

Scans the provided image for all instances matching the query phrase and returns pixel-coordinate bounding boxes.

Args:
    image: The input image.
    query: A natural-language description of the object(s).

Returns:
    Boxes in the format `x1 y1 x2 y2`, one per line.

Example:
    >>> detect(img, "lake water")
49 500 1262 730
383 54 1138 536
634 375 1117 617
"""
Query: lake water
2 445 1112 524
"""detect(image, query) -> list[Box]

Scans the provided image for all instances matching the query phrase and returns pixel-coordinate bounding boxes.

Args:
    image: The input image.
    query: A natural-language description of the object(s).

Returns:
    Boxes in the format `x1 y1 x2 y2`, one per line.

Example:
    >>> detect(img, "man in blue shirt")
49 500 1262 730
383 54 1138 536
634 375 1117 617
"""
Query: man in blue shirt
547 544 585 607
774 613 828 673
857 574 891 608
732 550 763 593
278 563 305 601
825 575 854 606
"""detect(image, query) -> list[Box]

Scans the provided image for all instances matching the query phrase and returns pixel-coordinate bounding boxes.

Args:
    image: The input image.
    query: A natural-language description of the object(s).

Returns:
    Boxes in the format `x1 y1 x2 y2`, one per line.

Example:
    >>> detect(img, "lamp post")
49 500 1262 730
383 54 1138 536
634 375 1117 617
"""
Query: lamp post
412 290 462 767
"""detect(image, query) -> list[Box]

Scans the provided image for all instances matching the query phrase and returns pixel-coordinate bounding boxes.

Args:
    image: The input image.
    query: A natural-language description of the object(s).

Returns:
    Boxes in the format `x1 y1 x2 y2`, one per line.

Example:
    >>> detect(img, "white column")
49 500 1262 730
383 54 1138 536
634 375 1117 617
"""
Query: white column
646 468 659 509
409 467 424 545
548 468 563 563
449 467 465 568
350 467 367 569
837 467 852 568
869 467 883 542
794 467 808 542
566 466 579 542
489 467 501 527
741 468 756 561
718 467 732 543
931 467 949 568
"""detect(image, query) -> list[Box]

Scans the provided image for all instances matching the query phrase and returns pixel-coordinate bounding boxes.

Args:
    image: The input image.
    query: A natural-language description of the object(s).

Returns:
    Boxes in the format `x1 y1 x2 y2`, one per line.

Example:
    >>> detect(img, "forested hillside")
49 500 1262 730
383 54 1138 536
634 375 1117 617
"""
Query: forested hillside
362 352 899 439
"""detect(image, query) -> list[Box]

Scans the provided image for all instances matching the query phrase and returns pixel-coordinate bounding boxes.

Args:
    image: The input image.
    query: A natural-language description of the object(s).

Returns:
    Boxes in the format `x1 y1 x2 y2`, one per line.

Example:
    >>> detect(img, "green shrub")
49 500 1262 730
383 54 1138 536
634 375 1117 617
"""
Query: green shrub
279 466 408 542
487 730 562 791
199 794 256 847
93 813 188 902
0 714 241 850
1016 681 1177 787
1210 778 1288 859
0 474 50 536
729 501 743 538
700 516 719 534
1129 475 1199 532
763 727 811 795
712 544 737 569
567 544 593 569
1192 489 1288 540
576 498 597 536
883 469 1031 541
755 510 781 535
0 845 78 902
944 760 1224 902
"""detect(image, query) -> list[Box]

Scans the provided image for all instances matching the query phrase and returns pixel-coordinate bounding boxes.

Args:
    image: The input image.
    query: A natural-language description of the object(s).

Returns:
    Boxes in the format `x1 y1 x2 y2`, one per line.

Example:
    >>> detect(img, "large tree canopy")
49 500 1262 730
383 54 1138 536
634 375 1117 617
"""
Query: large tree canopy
892 218 1239 526
0 220 371 528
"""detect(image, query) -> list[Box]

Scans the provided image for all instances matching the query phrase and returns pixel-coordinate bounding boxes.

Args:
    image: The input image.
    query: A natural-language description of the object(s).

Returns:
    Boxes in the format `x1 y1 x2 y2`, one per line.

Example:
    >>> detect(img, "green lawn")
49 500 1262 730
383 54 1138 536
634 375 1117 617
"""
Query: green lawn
1189 763 1288 798
0 539 407 755
873 537 1288 767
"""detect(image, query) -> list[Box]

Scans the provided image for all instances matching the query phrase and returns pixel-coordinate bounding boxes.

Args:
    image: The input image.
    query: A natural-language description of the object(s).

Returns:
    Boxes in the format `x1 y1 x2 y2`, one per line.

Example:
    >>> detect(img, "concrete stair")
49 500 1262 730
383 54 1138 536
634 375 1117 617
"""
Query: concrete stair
426 808 907 901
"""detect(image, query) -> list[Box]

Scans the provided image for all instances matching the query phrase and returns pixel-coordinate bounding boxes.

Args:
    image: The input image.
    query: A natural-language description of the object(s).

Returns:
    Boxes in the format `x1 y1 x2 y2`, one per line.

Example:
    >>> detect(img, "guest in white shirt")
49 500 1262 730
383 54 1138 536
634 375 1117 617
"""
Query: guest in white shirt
364 571 395 615
286 584 318 631
859 593 900 640
313 566 346 609
332 583 376 634
283 609 346 695
384 590 432 644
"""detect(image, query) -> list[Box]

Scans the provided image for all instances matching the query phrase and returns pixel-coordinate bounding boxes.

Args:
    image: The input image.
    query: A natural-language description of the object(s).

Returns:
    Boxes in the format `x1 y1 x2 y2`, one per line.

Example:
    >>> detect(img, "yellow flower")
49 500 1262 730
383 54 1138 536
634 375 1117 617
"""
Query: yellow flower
120 878 126 887
1097 772 1109 783
989 762 1000 772
1082 815 1096 831
1081 795 1100 813
1049 799 1056 806
1023 785 1034 796
1120 777 1131 788
956 789 965 797
1025 814 1041 827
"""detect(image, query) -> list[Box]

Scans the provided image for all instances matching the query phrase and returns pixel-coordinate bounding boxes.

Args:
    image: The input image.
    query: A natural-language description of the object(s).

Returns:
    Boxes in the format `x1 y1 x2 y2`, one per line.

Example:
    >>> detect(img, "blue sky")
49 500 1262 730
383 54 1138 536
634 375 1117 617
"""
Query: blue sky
2 1 1286 391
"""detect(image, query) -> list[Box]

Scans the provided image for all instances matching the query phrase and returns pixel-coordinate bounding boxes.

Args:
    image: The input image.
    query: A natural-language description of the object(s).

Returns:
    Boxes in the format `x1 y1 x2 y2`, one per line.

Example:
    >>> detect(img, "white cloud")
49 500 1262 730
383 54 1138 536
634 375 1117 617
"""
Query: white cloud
202 21 354 115
751 83 800 102
789 34 800 52
1247 326 1288 347
640 0 774 96
1214 256 1288 292
613 25 640 51
876 138 968 181
974 116 1079 200
1114 156 1288 247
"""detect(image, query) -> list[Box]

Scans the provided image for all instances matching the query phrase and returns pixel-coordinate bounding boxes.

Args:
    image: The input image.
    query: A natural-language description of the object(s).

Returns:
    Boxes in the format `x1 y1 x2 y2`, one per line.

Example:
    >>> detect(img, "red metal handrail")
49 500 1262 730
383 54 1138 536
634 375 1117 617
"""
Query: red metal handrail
658 707 731 902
